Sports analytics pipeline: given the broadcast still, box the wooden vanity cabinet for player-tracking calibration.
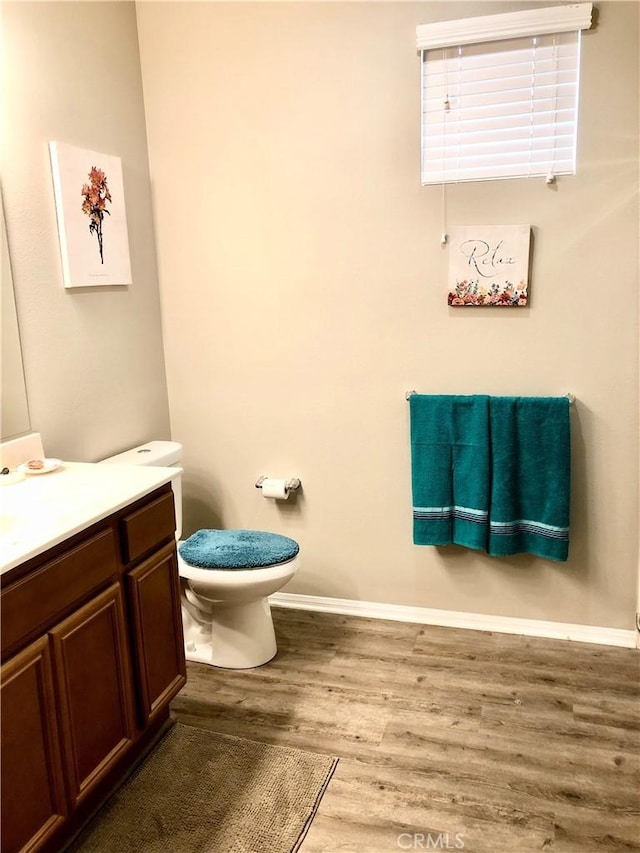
[126,542,185,727]
[0,484,186,853]
[0,637,66,853]
[50,583,136,811]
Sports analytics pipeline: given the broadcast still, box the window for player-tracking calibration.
[416,4,593,185]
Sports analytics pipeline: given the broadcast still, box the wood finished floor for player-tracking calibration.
[170,608,640,853]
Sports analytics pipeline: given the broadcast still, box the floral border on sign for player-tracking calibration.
[448,279,528,307]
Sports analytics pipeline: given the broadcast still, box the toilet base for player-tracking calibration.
[178,552,299,670]
[182,593,278,669]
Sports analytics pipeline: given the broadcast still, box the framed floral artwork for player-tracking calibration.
[447,225,531,307]
[49,142,132,287]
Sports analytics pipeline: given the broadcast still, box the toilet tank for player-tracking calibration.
[99,441,183,539]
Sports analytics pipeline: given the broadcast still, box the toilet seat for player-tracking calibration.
[179,528,299,570]
[178,552,300,598]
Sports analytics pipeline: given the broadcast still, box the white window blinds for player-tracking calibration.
[417,4,592,185]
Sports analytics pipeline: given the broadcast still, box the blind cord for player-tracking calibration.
[441,46,449,245]
[441,182,448,245]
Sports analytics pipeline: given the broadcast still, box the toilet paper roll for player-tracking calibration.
[261,478,290,500]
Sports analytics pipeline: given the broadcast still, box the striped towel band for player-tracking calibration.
[413,506,569,541]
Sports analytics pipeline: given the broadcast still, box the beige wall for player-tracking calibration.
[1,2,170,461]
[138,1,639,631]
[4,2,635,633]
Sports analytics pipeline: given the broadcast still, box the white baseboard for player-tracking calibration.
[269,592,637,649]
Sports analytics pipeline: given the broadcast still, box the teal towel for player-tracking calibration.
[410,395,490,552]
[410,395,570,561]
[487,397,570,561]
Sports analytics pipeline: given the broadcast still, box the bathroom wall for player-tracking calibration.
[137,0,639,631]
[1,1,170,461]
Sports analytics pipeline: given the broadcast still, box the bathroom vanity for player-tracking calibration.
[0,463,187,853]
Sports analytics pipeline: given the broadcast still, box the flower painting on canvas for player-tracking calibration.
[50,142,132,288]
[447,225,531,307]
[81,166,112,265]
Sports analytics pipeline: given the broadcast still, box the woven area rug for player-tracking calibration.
[72,723,338,853]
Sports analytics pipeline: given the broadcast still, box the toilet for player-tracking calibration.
[100,441,299,669]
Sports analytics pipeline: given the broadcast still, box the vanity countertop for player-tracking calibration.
[0,461,181,575]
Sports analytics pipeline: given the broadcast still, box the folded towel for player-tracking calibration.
[409,394,571,561]
[410,395,490,551]
[487,396,570,561]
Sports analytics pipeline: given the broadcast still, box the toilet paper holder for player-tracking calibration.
[255,476,301,494]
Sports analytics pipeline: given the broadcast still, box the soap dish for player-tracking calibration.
[17,458,64,476]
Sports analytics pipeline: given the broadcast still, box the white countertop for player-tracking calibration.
[0,461,181,575]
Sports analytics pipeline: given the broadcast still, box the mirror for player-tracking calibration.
[1,199,31,439]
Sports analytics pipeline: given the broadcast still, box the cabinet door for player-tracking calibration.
[50,584,136,809]
[1,636,66,853]
[126,542,186,726]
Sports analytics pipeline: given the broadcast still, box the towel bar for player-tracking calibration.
[405,390,576,405]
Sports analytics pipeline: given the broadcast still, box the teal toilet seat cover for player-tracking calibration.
[179,529,300,570]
